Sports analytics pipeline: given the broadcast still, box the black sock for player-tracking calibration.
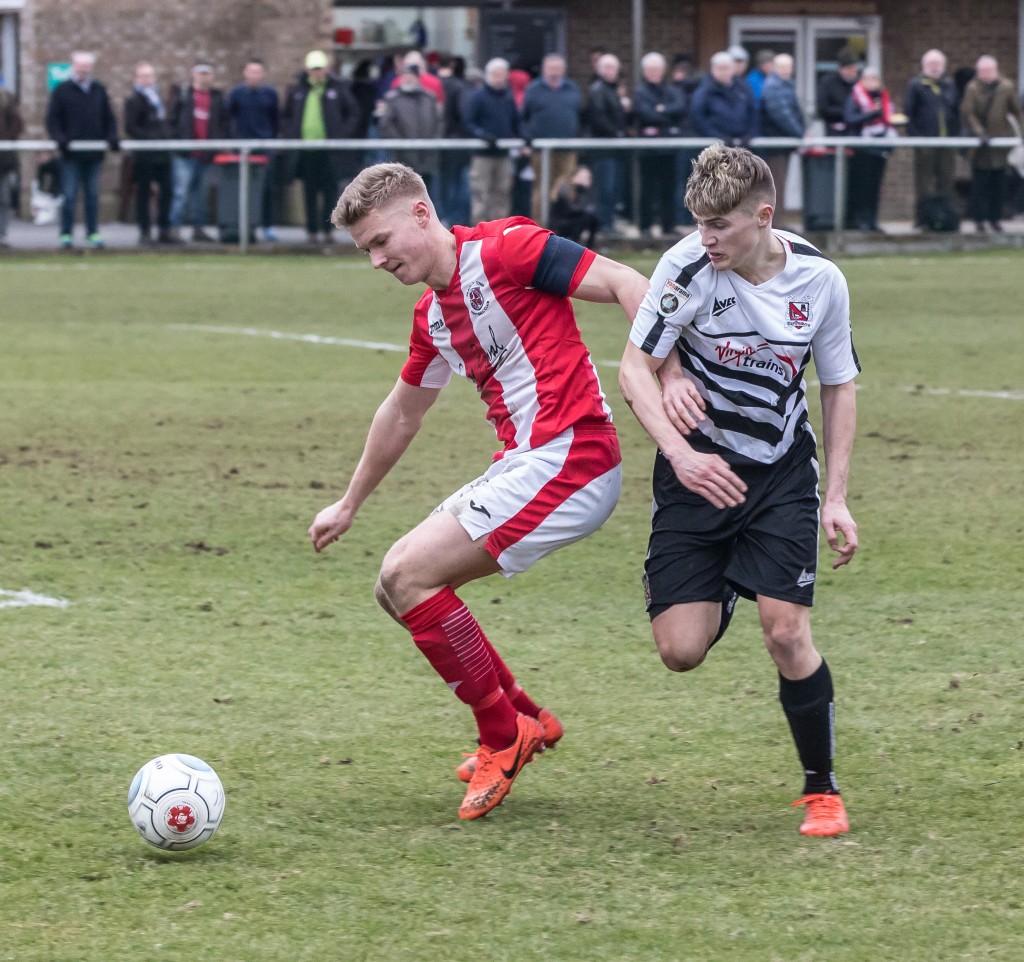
[779,659,839,795]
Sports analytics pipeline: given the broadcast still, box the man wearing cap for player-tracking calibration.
[169,63,228,242]
[281,50,360,243]
[727,45,752,88]
[817,48,860,136]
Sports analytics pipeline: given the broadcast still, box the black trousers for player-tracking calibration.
[639,153,677,233]
[134,158,172,236]
[298,151,338,235]
[847,151,888,229]
[970,167,1006,224]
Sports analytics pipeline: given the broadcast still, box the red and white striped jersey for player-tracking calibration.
[400,218,615,457]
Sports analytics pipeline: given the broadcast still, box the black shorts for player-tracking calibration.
[643,430,821,618]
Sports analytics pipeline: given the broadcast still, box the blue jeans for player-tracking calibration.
[590,154,621,230]
[438,152,470,227]
[59,156,103,236]
[171,156,214,228]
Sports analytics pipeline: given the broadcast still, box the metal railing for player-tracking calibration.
[1,135,1019,251]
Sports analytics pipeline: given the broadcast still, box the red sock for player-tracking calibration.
[401,588,519,750]
[481,636,542,717]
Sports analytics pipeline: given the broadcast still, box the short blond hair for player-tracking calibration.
[684,143,775,218]
[331,162,429,229]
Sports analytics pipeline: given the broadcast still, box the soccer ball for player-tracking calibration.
[127,753,226,851]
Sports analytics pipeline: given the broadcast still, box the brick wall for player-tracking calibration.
[561,0,697,83]
[17,0,332,219]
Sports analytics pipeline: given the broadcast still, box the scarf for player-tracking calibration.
[851,82,891,138]
[137,84,165,120]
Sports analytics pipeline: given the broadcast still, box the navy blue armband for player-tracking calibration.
[530,234,588,296]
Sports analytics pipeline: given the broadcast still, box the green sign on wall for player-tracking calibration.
[47,63,71,90]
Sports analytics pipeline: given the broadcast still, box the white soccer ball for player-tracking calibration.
[127,753,226,851]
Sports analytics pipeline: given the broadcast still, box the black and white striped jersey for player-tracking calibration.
[629,229,861,465]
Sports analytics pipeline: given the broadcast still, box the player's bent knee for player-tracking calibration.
[654,635,708,673]
[377,551,410,605]
[760,614,811,657]
[374,578,398,617]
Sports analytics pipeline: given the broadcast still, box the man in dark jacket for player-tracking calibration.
[124,62,177,245]
[168,63,228,242]
[691,51,759,143]
[586,52,630,231]
[816,48,860,135]
[228,59,280,240]
[903,49,959,227]
[634,51,686,237]
[464,57,520,223]
[437,56,471,226]
[760,53,805,216]
[45,51,119,249]
[521,54,582,223]
[280,51,360,243]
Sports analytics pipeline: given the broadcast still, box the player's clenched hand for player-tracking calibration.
[308,500,355,553]
[822,500,858,569]
[660,377,706,436]
[668,449,747,509]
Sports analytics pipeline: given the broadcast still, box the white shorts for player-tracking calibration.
[433,423,622,577]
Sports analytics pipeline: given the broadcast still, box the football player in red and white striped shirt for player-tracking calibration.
[309,163,696,820]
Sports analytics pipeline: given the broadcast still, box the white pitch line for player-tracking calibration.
[172,322,627,366]
[170,323,406,353]
[171,324,1023,398]
[0,588,70,610]
[903,386,1024,401]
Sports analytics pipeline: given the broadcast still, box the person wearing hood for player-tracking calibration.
[379,63,444,198]
[281,50,360,243]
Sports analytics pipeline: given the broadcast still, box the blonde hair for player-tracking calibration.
[684,143,775,218]
[331,162,429,229]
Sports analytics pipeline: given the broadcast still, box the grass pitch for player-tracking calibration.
[1,250,1022,961]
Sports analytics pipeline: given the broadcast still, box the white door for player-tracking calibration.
[730,15,882,120]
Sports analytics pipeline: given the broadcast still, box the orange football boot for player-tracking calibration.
[457,714,543,820]
[792,793,850,836]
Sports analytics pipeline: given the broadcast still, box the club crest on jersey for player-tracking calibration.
[658,278,690,318]
[465,281,490,316]
[786,300,813,331]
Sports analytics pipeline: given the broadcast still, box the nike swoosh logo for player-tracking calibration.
[501,739,528,780]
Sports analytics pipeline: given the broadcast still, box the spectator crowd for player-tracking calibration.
[0,41,1022,250]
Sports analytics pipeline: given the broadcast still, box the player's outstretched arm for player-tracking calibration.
[308,379,441,553]
[819,380,858,569]
[619,342,746,510]
[571,253,650,322]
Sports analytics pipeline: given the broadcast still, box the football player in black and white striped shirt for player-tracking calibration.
[620,144,860,837]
